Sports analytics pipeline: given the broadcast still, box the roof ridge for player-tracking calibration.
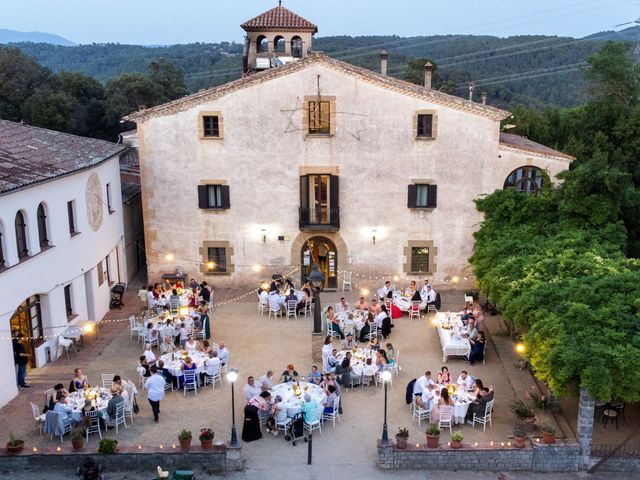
[241,5,318,32]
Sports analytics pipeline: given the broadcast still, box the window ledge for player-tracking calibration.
[204,272,231,276]
[200,207,230,212]
[67,314,79,322]
[2,249,47,273]
[415,136,436,141]
[305,133,334,139]
[408,272,434,275]
[199,136,223,141]
[409,207,435,212]
[70,231,81,238]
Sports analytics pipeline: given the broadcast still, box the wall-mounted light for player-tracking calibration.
[207,261,215,271]
[165,253,175,261]
[261,229,267,243]
[372,229,377,245]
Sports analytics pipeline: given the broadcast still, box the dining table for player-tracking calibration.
[159,350,209,377]
[67,387,112,423]
[270,381,325,418]
[435,312,471,362]
[432,383,475,424]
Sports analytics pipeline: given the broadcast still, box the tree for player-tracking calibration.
[104,73,163,126]
[404,58,439,87]
[148,58,188,101]
[0,47,50,121]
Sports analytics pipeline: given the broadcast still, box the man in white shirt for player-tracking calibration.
[424,285,437,305]
[336,297,349,313]
[217,342,229,366]
[147,288,158,309]
[420,279,431,299]
[413,370,434,395]
[243,376,261,403]
[144,366,166,422]
[259,289,269,306]
[456,370,474,391]
[268,290,284,313]
[419,383,436,411]
[325,349,338,374]
[200,352,221,385]
[257,370,274,390]
[378,281,392,300]
[142,344,157,365]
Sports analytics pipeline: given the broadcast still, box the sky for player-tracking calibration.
[2,0,638,45]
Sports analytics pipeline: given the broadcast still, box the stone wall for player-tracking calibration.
[590,456,640,473]
[0,445,243,474]
[378,440,580,472]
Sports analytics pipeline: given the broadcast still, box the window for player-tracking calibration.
[207,247,227,273]
[10,295,43,362]
[291,36,303,58]
[299,174,340,228]
[274,36,285,52]
[37,203,49,248]
[105,255,112,284]
[504,166,544,195]
[106,183,114,213]
[411,247,430,273]
[197,184,230,209]
[67,200,77,235]
[202,115,220,138]
[97,260,104,286]
[0,227,5,269]
[257,35,268,53]
[64,284,74,319]
[407,184,437,208]
[15,211,28,259]
[308,101,331,134]
[417,114,433,138]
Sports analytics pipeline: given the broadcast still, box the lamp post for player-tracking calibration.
[380,370,392,444]
[308,265,325,335]
[226,369,239,447]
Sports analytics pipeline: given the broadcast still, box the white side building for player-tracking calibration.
[0,120,127,408]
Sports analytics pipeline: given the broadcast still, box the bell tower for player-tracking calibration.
[241,2,318,74]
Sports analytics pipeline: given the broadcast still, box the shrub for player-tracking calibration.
[510,399,535,419]
[199,428,214,441]
[178,429,192,441]
[425,424,441,436]
[98,438,118,454]
[451,431,464,442]
[396,428,409,438]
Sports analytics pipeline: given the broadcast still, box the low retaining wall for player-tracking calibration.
[589,456,640,473]
[0,444,243,474]
[377,440,580,472]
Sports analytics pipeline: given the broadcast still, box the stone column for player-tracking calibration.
[576,387,595,468]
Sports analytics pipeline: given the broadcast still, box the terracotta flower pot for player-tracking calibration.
[514,435,527,449]
[517,417,536,432]
[426,434,440,449]
[543,432,556,444]
[6,441,24,454]
[200,439,213,450]
[178,438,192,451]
[451,440,462,449]
[395,436,408,449]
[72,439,84,451]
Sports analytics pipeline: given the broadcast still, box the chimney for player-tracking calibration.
[380,50,388,76]
[424,61,433,90]
[468,83,475,102]
[481,92,487,105]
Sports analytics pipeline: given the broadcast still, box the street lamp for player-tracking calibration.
[226,369,239,447]
[380,369,392,444]
[308,264,325,334]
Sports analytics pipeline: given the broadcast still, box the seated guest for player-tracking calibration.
[413,371,434,396]
[107,386,125,420]
[378,280,392,300]
[341,333,355,350]
[308,365,322,385]
[280,364,299,383]
[243,376,261,403]
[54,392,74,428]
[301,393,317,421]
[466,386,495,424]
[431,387,455,424]
[258,288,269,306]
[336,297,350,313]
[146,285,158,309]
[323,384,338,414]
[200,352,221,386]
[386,292,403,320]
[337,352,360,386]
[354,297,369,311]
[160,336,175,354]
[363,358,376,381]
[463,318,479,341]
[424,285,437,307]
[142,344,157,364]
[359,313,374,343]
[47,383,68,411]
[376,350,389,372]
[369,337,381,351]
[218,342,229,366]
[456,370,474,391]
[285,289,297,304]
[410,289,422,306]
[272,395,288,430]
[437,366,451,384]
[81,398,96,428]
[325,306,345,340]
[200,339,214,355]
[257,370,274,390]
[370,298,382,316]
[139,356,151,377]
[416,383,436,410]
[268,289,285,312]
[146,322,160,340]
[472,378,486,397]
[325,349,338,374]
[157,293,169,310]
[69,368,90,392]
[320,374,341,396]
[296,289,312,314]
[420,279,431,299]
[468,332,486,365]
[179,356,198,388]
[169,288,181,309]
[386,343,396,365]
[185,335,198,352]
[189,278,199,290]
[113,375,138,404]
[405,280,418,295]
[200,282,211,303]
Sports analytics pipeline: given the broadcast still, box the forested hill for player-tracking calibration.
[8,26,638,109]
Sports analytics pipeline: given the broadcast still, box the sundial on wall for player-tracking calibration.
[85,172,103,231]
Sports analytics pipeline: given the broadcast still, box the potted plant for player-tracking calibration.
[395,428,409,449]
[510,399,536,431]
[178,429,192,451]
[199,428,214,450]
[450,431,464,449]
[6,432,24,454]
[71,426,85,451]
[513,430,527,449]
[425,424,441,449]
[97,438,118,455]
[541,423,556,444]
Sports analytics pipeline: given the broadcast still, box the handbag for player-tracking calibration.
[133,398,140,414]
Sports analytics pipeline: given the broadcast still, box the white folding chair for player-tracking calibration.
[194,318,206,341]
[322,396,341,428]
[129,316,143,341]
[44,411,71,443]
[31,402,45,435]
[376,367,393,388]
[427,304,438,314]
[304,299,313,318]
[268,304,282,319]
[102,374,115,389]
[464,294,474,304]
[303,408,322,435]
[258,301,267,316]
[275,415,292,434]
[123,388,135,424]
[389,349,400,379]
[366,324,378,342]
[286,300,298,320]
[85,409,103,441]
[342,271,352,291]
[106,402,127,434]
[473,399,494,431]
[438,405,454,435]
[203,370,223,389]
[327,319,341,339]
[409,301,421,320]
[183,370,198,397]
[164,380,174,394]
[412,403,431,427]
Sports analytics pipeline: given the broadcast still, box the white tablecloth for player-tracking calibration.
[433,383,474,424]
[392,292,426,312]
[336,349,375,377]
[270,382,324,418]
[336,311,366,334]
[68,388,111,422]
[435,313,471,362]
[159,351,208,377]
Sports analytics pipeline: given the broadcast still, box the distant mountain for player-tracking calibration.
[0,28,75,46]
[583,25,639,42]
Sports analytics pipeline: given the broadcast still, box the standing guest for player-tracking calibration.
[12,334,30,388]
[242,392,267,442]
[144,366,166,422]
[138,356,151,377]
[146,285,158,309]
[336,297,350,313]
[321,335,333,369]
[54,393,74,428]
[218,342,229,366]
[69,368,90,392]
[468,332,486,365]
[378,281,392,300]
[243,376,261,403]
[174,322,189,348]
[370,298,382,316]
[431,387,455,424]
[354,297,369,311]
[280,364,299,383]
[257,370,274,389]
[308,365,322,384]
[437,366,451,384]
[156,360,177,389]
[325,306,345,339]
[379,305,392,339]
[107,386,125,420]
[142,344,157,365]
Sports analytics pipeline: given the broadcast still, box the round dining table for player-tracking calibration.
[270,381,325,418]
[67,387,112,423]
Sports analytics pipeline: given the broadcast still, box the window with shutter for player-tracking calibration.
[203,115,220,137]
[207,247,227,273]
[198,184,230,209]
[411,247,430,273]
[408,184,437,209]
[417,114,433,138]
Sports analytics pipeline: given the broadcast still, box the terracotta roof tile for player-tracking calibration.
[499,132,574,161]
[241,6,318,32]
[125,53,510,123]
[0,120,126,195]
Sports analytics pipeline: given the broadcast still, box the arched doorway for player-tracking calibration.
[301,236,337,289]
[10,295,43,368]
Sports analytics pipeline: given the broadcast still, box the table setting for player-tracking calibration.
[67,387,112,423]
[435,312,471,362]
[393,291,427,312]
[335,348,375,377]
[270,381,325,418]
[159,350,208,377]
[433,382,475,424]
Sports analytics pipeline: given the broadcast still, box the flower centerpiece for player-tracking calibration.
[395,428,409,449]
[199,428,214,450]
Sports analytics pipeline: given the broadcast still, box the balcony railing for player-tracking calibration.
[299,207,340,231]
